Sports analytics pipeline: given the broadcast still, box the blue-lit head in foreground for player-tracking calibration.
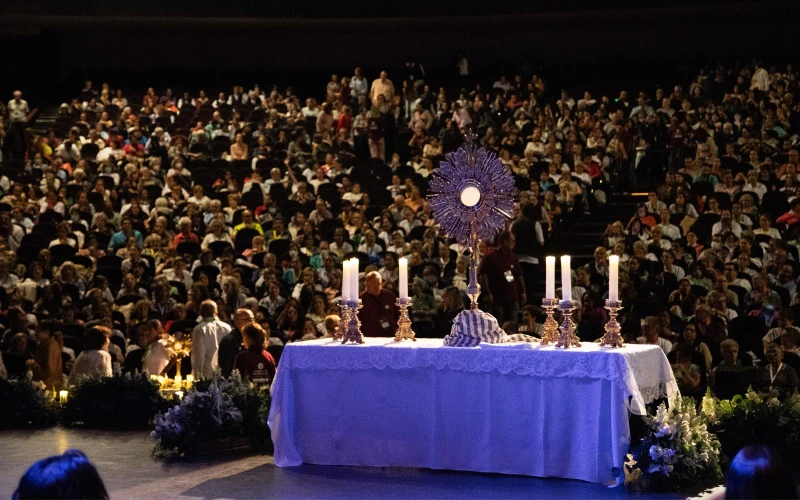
[428,140,517,245]
[724,445,796,500]
[14,449,108,500]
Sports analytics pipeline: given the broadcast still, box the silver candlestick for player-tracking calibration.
[335,297,349,341]
[342,300,364,344]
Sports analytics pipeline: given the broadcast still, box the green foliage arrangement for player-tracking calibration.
[60,373,171,429]
[701,388,800,464]
[0,377,59,428]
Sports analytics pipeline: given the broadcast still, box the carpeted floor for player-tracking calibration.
[0,428,715,499]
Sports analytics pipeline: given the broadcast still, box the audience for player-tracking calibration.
[0,60,798,401]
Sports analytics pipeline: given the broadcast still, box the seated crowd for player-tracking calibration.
[0,61,798,402]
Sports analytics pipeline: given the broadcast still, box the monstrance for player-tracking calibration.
[428,132,517,310]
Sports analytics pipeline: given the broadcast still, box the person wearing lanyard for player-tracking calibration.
[761,344,800,399]
[358,271,399,337]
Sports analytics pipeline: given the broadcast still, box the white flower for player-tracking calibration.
[699,452,709,462]
[768,398,780,407]
[746,390,763,403]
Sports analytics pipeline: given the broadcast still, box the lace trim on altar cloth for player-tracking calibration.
[278,341,679,415]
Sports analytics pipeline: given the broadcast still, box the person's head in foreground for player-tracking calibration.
[14,450,108,499]
[725,445,797,499]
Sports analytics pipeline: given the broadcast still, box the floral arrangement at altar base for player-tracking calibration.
[0,376,59,429]
[625,397,722,491]
[61,373,171,429]
[701,387,800,464]
[151,372,271,459]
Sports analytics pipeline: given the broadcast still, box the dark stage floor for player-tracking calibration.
[0,429,718,499]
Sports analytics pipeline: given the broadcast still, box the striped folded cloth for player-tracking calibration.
[443,309,539,347]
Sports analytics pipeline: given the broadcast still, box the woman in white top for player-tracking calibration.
[68,326,113,386]
[753,215,782,240]
[201,221,234,250]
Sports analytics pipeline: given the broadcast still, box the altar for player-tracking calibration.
[268,338,678,484]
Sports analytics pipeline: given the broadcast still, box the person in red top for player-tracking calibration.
[776,198,800,227]
[233,323,276,388]
[337,105,353,136]
[358,271,399,337]
[479,231,526,323]
[171,217,199,249]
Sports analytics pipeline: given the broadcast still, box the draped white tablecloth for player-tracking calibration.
[268,338,678,483]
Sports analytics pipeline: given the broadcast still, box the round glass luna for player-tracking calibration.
[460,185,481,207]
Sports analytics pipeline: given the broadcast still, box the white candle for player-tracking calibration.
[545,256,556,299]
[350,258,360,301]
[609,255,619,302]
[342,260,351,301]
[561,256,572,302]
[399,257,409,299]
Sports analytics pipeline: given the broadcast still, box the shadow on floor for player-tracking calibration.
[181,462,686,500]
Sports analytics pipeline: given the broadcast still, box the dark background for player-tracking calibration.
[1,0,798,104]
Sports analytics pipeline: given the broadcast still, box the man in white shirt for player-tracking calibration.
[7,90,29,123]
[350,67,369,107]
[191,300,232,379]
[711,210,743,238]
[369,71,395,106]
[142,320,170,377]
[661,250,685,280]
[658,209,681,241]
[637,316,673,355]
[301,98,320,118]
[576,91,597,110]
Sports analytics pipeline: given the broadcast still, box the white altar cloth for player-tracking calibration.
[268,338,678,483]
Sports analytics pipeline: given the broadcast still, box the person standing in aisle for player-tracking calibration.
[191,300,232,379]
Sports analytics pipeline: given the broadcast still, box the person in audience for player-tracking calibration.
[671,344,701,395]
[637,316,672,354]
[758,344,800,399]
[218,308,254,378]
[233,323,276,388]
[13,450,108,500]
[67,326,113,386]
[142,320,170,377]
[358,271,399,337]
[709,338,749,397]
[27,321,63,391]
[3,62,800,425]
[2,333,31,378]
[479,231,526,323]
[191,300,232,379]
[671,324,712,376]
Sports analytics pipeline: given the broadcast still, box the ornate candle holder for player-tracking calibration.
[540,297,559,345]
[335,298,349,341]
[556,300,581,349]
[342,300,364,344]
[394,298,416,342]
[600,299,625,348]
